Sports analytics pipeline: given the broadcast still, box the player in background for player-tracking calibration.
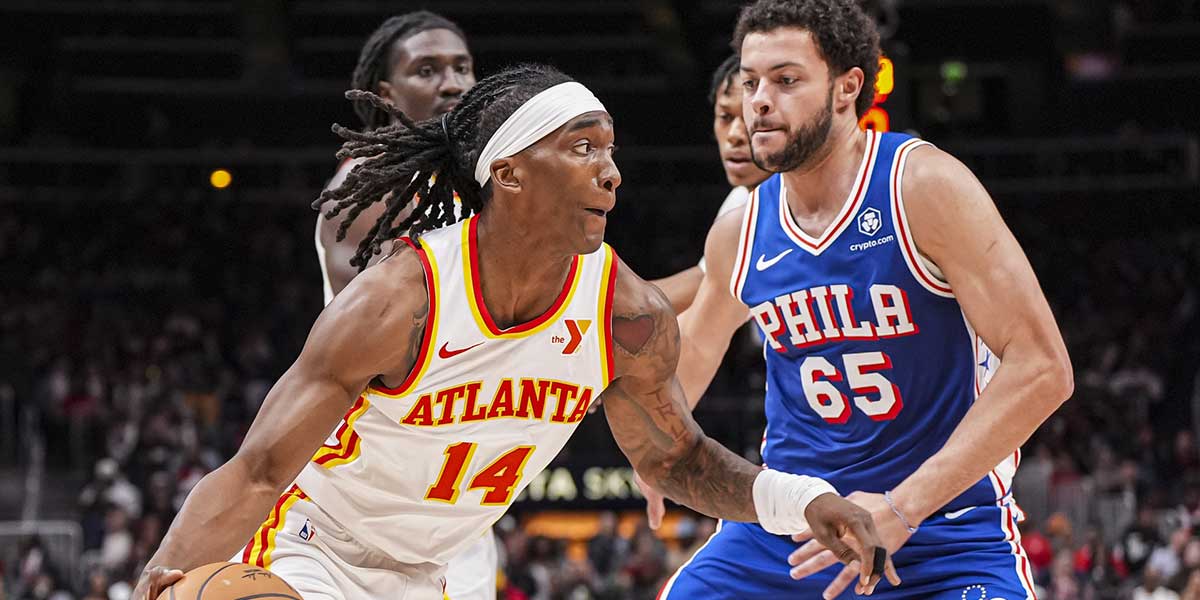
[651,55,771,315]
[639,54,769,528]
[316,11,475,302]
[133,64,896,600]
[311,12,499,600]
[656,0,1074,598]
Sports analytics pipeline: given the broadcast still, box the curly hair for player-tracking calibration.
[733,0,880,117]
[315,64,573,270]
[350,11,469,130]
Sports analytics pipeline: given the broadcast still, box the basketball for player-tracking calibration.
[155,562,301,600]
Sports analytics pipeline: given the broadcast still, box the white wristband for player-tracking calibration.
[752,469,839,535]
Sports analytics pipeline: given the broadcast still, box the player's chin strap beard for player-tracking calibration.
[472,81,606,187]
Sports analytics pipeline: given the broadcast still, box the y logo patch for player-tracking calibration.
[562,319,592,355]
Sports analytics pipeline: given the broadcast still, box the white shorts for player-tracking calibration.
[444,528,497,600]
[235,485,446,600]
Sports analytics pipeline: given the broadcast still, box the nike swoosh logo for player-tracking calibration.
[755,249,793,271]
[944,506,977,520]
[438,341,484,359]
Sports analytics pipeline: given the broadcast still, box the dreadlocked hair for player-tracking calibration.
[350,11,469,129]
[314,63,574,271]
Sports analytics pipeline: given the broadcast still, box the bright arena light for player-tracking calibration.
[210,169,232,189]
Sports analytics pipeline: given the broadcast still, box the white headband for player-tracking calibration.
[473,81,607,186]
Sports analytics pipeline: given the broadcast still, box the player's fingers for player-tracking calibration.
[787,539,826,566]
[790,528,813,543]
[647,494,665,530]
[855,551,884,596]
[822,562,859,600]
[885,558,902,586]
[817,528,860,567]
[147,568,184,599]
[634,472,665,530]
[790,548,839,579]
[845,512,883,582]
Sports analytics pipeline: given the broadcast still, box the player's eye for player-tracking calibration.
[418,65,435,77]
[780,76,797,85]
[573,141,592,155]
[743,79,757,91]
[456,64,471,75]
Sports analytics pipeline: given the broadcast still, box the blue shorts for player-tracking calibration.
[660,501,1037,600]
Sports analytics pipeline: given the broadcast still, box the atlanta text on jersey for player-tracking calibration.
[398,378,596,427]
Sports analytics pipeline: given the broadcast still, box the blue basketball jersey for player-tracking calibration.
[729,130,1016,511]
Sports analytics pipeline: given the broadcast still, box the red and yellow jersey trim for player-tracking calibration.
[312,394,370,468]
[370,236,441,398]
[462,216,582,339]
[241,484,308,569]
[597,245,618,387]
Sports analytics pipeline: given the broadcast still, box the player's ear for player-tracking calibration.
[490,158,522,194]
[836,67,864,114]
[377,80,397,105]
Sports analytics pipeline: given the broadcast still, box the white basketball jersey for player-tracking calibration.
[295,216,618,565]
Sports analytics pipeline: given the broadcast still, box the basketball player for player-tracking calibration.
[652,55,771,314]
[316,11,475,298]
[132,64,896,600]
[639,55,769,527]
[657,1,1074,598]
[311,13,499,600]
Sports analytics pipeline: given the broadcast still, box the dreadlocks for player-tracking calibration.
[350,11,469,130]
[708,54,741,105]
[314,64,574,271]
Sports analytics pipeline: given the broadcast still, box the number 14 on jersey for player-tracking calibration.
[425,442,536,506]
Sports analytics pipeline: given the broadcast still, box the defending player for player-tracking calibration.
[651,55,771,314]
[310,12,500,599]
[657,1,1074,598]
[132,64,896,600]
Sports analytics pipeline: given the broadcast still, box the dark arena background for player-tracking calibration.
[2,1,1199,599]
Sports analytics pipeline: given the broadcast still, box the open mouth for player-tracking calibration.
[584,208,607,217]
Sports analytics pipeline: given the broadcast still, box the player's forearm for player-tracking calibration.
[644,433,760,522]
[651,266,703,315]
[676,318,731,409]
[145,458,287,572]
[892,352,1072,522]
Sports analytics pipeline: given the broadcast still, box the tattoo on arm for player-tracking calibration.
[613,313,656,355]
[605,275,760,522]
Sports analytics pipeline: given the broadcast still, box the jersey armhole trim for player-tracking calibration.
[728,187,760,304]
[369,236,440,397]
[312,394,371,469]
[597,244,618,388]
[890,140,955,298]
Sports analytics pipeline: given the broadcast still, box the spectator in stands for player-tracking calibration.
[1127,506,1167,577]
[586,511,624,579]
[1138,567,1182,600]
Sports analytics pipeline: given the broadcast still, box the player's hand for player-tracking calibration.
[634,471,666,529]
[791,491,907,599]
[132,565,184,600]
